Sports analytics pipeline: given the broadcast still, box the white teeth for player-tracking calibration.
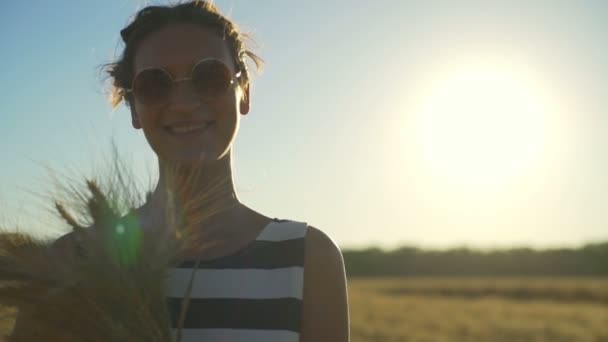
[168,123,208,134]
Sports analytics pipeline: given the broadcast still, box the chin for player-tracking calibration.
[163,149,231,168]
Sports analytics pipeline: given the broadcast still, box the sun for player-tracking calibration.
[411,63,552,193]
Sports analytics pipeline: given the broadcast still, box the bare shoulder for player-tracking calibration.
[304,226,344,269]
[51,231,81,261]
[301,225,350,342]
[52,231,76,247]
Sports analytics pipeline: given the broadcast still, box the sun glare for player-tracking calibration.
[412,63,554,193]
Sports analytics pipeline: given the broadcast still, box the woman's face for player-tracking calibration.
[130,23,249,164]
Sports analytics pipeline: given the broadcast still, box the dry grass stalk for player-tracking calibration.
[0,156,234,341]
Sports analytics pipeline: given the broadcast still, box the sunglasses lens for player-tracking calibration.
[192,59,233,99]
[132,69,172,105]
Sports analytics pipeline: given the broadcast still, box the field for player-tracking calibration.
[1,277,607,341]
[0,306,15,341]
[349,277,608,342]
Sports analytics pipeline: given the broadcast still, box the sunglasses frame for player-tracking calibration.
[126,57,242,105]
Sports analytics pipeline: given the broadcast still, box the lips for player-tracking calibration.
[164,121,214,135]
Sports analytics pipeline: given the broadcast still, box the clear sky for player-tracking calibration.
[1,0,607,249]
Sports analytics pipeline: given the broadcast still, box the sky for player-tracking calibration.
[1,0,607,249]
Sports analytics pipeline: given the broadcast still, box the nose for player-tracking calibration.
[166,79,202,112]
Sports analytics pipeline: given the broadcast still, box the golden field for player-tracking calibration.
[348,277,608,342]
[1,277,607,341]
[0,306,15,341]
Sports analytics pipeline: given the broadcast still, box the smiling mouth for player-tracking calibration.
[165,122,214,135]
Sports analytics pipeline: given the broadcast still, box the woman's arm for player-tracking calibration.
[300,226,350,342]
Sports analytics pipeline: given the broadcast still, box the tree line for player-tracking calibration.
[342,241,608,277]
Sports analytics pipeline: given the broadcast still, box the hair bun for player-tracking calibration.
[120,6,166,43]
[120,26,132,43]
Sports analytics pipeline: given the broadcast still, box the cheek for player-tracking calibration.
[213,97,240,143]
[134,105,159,127]
[215,91,240,121]
[215,104,238,134]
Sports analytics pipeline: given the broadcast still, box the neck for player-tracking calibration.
[143,151,243,227]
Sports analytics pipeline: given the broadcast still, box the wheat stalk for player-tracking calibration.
[0,156,234,341]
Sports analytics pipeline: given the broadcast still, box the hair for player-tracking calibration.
[104,0,263,108]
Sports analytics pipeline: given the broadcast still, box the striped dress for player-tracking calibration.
[166,219,308,342]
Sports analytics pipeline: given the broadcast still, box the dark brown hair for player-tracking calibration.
[105,0,263,108]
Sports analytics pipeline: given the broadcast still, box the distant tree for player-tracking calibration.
[342,242,608,277]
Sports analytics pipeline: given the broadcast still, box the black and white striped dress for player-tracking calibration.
[166,219,308,342]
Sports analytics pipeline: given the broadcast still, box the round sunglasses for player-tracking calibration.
[126,58,242,106]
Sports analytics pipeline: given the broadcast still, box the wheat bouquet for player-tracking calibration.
[0,161,233,341]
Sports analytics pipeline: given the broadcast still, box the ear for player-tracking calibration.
[130,106,142,129]
[239,84,250,115]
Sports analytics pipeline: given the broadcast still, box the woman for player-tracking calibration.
[11,1,349,341]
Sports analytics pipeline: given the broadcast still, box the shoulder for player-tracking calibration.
[301,225,350,342]
[50,209,142,259]
[51,231,83,261]
[304,226,344,269]
[52,231,77,251]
